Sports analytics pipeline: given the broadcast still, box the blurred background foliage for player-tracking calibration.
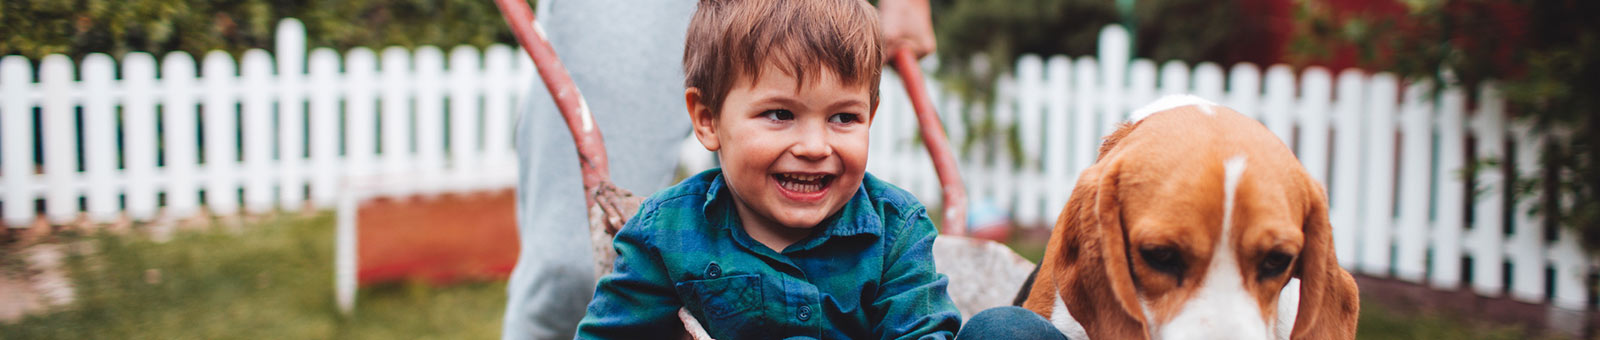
[1289,0,1600,251]
[0,0,529,61]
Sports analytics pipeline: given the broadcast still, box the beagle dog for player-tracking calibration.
[1018,95,1360,340]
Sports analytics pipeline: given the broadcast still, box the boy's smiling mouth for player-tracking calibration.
[773,173,836,201]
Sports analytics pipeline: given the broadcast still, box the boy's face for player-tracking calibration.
[687,63,874,237]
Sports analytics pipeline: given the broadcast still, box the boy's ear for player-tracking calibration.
[685,87,721,152]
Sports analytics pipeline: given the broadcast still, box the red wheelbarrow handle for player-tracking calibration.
[890,49,968,236]
[492,0,612,208]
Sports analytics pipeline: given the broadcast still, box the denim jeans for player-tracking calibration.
[955,306,1072,340]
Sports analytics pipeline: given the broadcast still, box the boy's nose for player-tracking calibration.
[789,125,831,160]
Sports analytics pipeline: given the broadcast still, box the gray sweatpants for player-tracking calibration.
[502,1,695,339]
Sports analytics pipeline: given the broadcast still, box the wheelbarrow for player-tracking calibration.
[491,0,1036,336]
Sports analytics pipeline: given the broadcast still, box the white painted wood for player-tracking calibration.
[381,46,413,195]
[162,52,202,218]
[1044,56,1073,215]
[241,50,277,213]
[1192,62,1225,103]
[308,48,341,207]
[124,53,160,220]
[1394,81,1434,282]
[1469,82,1507,296]
[1508,124,1545,302]
[1158,60,1190,97]
[1329,69,1365,267]
[415,46,446,194]
[344,48,378,181]
[1298,67,1332,186]
[1227,63,1262,120]
[1015,55,1045,226]
[83,54,120,221]
[202,51,240,215]
[450,46,483,191]
[1359,73,1398,275]
[40,55,77,223]
[1429,87,1468,289]
[1071,58,1099,178]
[1098,26,1129,137]
[1,56,34,226]
[1126,60,1158,121]
[1262,65,1295,146]
[483,45,515,170]
[278,19,307,209]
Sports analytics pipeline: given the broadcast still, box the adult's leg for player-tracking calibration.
[501,1,695,339]
[955,306,1071,340]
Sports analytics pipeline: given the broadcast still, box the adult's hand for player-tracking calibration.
[879,0,936,60]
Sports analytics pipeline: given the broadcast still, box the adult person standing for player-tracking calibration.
[503,0,937,338]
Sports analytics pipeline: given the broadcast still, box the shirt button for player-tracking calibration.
[797,305,811,321]
[705,263,721,279]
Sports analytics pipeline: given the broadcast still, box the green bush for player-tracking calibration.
[0,0,533,60]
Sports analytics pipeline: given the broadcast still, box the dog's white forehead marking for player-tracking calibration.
[1050,292,1090,340]
[1150,155,1274,340]
[1130,94,1218,121]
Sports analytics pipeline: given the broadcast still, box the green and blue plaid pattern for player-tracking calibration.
[576,169,961,339]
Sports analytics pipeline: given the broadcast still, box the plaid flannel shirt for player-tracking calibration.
[576,169,961,339]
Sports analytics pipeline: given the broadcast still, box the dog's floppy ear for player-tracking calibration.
[1022,158,1150,339]
[1291,181,1360,340]
[1092,160,1148,327]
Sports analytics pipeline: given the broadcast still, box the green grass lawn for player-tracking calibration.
[0,214,1552,339]
[0,214,505,340]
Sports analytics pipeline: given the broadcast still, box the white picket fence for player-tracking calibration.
[0,19,531,228]
[3,18,1595,313]
[866,26,1598,311]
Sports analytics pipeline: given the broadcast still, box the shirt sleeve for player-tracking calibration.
[869,208,963,340]
[575,205,683,339]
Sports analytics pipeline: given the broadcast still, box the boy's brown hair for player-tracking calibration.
[683,0,884,116]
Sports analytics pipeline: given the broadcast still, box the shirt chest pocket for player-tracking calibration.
[674,274,764,323]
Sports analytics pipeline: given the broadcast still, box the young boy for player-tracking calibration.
[574,0,962,338]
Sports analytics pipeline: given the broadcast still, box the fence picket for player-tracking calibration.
[1227,64,1262,120]
[1126,60,1157,120]
[1071,58,1099,177]
[1158,60,1190,97]
[1359,73,1399,275]
[381,47,413,195]
[1262,65,1295,146]
[483,45,515,170]
[1469,83,1507,295]
[345,48,378,181]
[1299,67,1332,186]
[449,46,482,190]
[1098,26,1129,137]
[415,47,446,194]
[1430,87,1468,289]
[124,53,159,220]
[1,56,33,226]
[1192,62,1225,102]
[1044,56,1073,214]
[41,55,77,223]
[84,54,119,221]
[1015,55,1045,226]
[1395,81,1434,282]
[202,51,239,215]
[308,49,341,207]
[1330,70,1366,266]
[162,52,201,218]
[1508,124,1546,302]
[278,20,307,209]
[241,50,276,213]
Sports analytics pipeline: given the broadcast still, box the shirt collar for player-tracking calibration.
[702,171,883,243]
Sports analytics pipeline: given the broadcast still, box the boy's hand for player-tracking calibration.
[879,0,936,60]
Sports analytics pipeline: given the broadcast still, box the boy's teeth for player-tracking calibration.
[776,174,830,193]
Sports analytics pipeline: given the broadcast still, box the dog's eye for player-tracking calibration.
[1139,246,1186,279]
[1259,251,1294,278]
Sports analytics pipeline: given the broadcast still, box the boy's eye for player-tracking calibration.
[762,109,794,121]
[828,113,861,124]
